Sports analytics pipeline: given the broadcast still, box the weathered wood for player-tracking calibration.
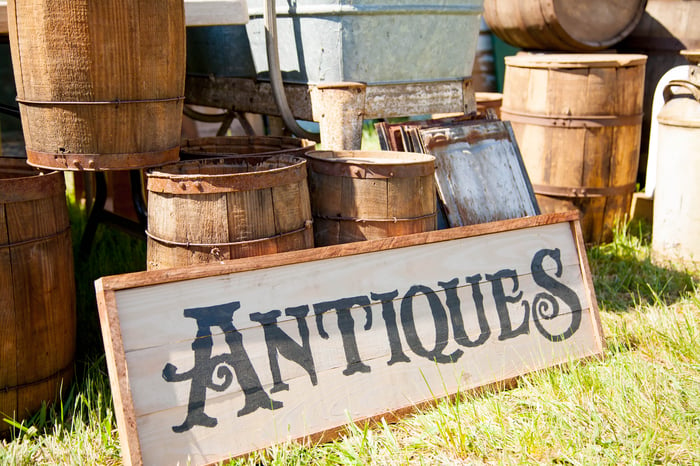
[7,0,185,170]
[502,54,647,244]
[146,156,314,270]
[0,159,75,435]
[185,76,477,150]
[183,0,248,26]
[483,0,647,51]
[96,212,603,466]
[421,120,540,226]
[305,150,437,246]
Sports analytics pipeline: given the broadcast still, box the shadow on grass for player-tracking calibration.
[69,199,147,362]
[587,220,698,313]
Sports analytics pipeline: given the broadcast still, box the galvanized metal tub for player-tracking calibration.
[188,1,484,84]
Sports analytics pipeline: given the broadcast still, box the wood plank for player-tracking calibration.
[96,213,603,466]
[422,120,539,227]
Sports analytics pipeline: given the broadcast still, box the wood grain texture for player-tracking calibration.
[7,0,185,170]
[502,54,646,243]
[0,164,75,434]
[305,151,437,246]
[483,0,647,51]
[96,214,603,466]
[146,157,314,270]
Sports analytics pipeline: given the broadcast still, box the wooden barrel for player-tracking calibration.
[7,0,186,171]
[0,158,75,434]
[501,54,647,244]
[146,156,314,270]
[483,0,647,51]
[180,136,315,160]
[305,150,436,246]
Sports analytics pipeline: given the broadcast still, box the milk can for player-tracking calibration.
[651,66,700,264]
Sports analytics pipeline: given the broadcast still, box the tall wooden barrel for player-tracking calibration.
[483,0,647,51]
[305,150,437,246]
[0,158,75,434]
[146,156,314,270]
[180,136,315,160]
[501,54,647,244]
[7,0,186,171]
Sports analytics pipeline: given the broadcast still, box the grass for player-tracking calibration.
[1,196,699,464]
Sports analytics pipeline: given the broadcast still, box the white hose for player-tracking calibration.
[264,0,320,142]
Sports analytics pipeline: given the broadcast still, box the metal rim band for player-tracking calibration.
[532,183,636,199]
[26,147,180,171]
[500,109,643,128]
[314,212,437,223]
[0,362,73,393]
[16,96,185,106]
[146,220,313,248]
[147,159,308,194]
[0,226,71,249]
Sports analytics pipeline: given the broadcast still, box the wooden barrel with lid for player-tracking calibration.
[0,158,75,435]
[484,0,647,51]
[146,155,314,270]
[7,0,185,171]
[501,54,647,243]
[305,150,437,246]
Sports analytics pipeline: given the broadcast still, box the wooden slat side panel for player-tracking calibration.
[97,218,603,466]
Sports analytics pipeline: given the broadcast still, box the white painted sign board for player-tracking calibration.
[96,212,604,466]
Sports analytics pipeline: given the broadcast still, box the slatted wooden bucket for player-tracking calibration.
[146,156,314,270]
[7,0,186,171]
[180,136,315,160]
[483,0,647,51]
[0,158,75,435]
[502,54,647,244]
[305,150,437,246]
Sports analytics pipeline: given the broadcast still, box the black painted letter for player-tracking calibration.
[249,305,318,393]
[486,269,529,341]
[371,290,411,365]
[439,275,492,348]
[162,302,282,433]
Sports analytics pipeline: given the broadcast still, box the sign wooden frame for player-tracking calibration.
[96,212,604,466]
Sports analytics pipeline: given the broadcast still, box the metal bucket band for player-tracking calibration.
[0,226,71,249]
[0,362,73,393]
[26,147,180,171]
[532,183,636,199]
[314,212,437,223]
[500,109,643,128]
[145,220,313,248]
[16,96,185,106]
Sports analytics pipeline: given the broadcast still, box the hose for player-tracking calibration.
[264,0,320,142]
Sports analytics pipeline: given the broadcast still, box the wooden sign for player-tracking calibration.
[96,212,604,466]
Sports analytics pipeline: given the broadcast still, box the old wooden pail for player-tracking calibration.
[305,150,436,246]
[180,136,315,160]
[501,54,647,244]
[146,156,314,270]
[483,0,647,51]
[0,158,75,435]
[7,0,186,171]
[652,79,700,263]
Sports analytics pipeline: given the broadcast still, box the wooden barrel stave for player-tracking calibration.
[0,160,75,434]
[502,54,646,243]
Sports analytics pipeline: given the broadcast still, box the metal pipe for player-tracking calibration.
[264,0,320,142]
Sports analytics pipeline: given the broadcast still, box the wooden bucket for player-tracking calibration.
[483,0,647,51]
[7,0,186,171]
[0,158,75,434]
[146,156,314,270]
[501,54,647,244]
[305,150,437,246]
[180,136,315,160]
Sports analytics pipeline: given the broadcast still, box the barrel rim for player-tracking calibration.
[0,158,65,202]
[180,135,316,159]
[305,150,435,179]
[504,53,648,69]
[146,155,308,194]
